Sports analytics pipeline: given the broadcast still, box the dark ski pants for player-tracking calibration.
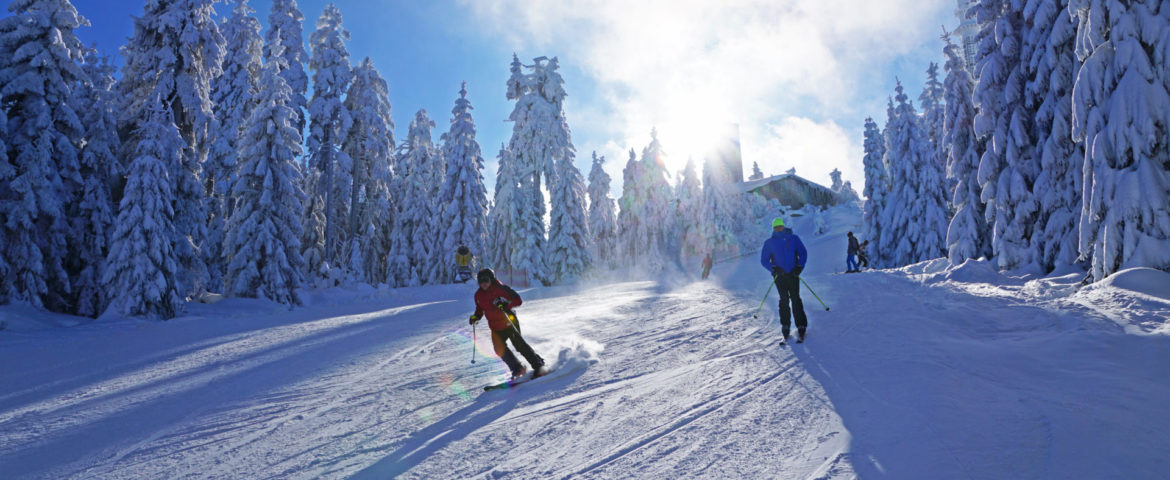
[492,321,544,375]
[775,274,808,336]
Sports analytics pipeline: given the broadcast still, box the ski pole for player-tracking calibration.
[471,322,478,364]
[798,276,830,311]
[752,275,781,319]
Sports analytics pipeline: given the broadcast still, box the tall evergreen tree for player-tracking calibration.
[0,104,8,304]
[587,152,619,268]
[307,2,353,273]
[1025,0,1083,273]
[919,62,947,175]
[547,153,591,283]
[942,40,991,265]
[103,98,183,319]
[884,80,948,266]
[0,0,88,310]
[505,55,574,284]
[677,157,706,258]
[393,109,442,286]
[973,0,1041,272]
[343,58,395,284]
[1070,0,1170,280]
[71,51,122,317]
[486,144,520,273]
[638,129,674,268]
[224,54,305,306]
[439,82,489,283]
[618,149,643,261]
[861,116,889,266]
[207,0,263,291]
[699,153,741,255]
[265,0,308,135]
[117,0,224,296]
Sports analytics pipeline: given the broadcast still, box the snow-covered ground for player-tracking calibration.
[3,207,1169,479]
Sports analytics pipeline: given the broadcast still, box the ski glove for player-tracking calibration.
[771,266,783,278]
[792,266,803,277]
[469,314,480,325]
[493,299,510,310]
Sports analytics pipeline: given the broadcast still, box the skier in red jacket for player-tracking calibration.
[469,269,546,379]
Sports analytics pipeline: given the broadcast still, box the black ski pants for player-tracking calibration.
[775,274,808,334]
[492,320,544,375]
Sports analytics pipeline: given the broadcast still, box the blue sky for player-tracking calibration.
[63,0,957,193]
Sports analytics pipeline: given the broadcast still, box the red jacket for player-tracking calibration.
[473,280,523,331]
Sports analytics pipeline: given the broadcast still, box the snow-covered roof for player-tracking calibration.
[738,172,834,196]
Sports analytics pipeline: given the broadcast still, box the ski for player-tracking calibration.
[483,366,549,391]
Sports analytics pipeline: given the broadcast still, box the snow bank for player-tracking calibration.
[1096,268,1170,302]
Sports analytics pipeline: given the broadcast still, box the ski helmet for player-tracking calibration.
[457,245,469,255]
[476,268,495,284]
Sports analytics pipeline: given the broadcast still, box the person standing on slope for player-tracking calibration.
[701,252,714,279]
[469,268,546,379]
[846,232,860,273]
[760,217,809,343]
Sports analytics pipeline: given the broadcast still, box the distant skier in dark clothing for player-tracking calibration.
[846,232,860,273]
[857,240,870,269]
[701,253,713,279]
[469,268,545,379]
[760,217,809,343]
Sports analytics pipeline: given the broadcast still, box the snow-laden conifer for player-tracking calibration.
[224,53,305,306]
[1070,1,1170,280]
[587,152,619,268]
[0,106,8,304]
[637,129,675,269]
[486,145,520,273]
[942,40,990,265]
[0,0,88,310]
[343,58,395,284]
[307,3,353,274]
[972,0,1041,272]
[677,157,706,258]
[70,51,122,317]
[699,154,742,255]
[547,152,591,283]
[206,0,263,291]
[439,82,489,283]
[393,110,442,286]
[117,0,223,296]
[883,80,948,266]
[1024,0,1083,273]
[265,0,309,134]
[749,162,765,181]
[861,116,888,266]
[103,99,183,319]
[919,62,947,176]
[618,149,644,261]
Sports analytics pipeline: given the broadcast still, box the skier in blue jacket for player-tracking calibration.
[760,217,809,342]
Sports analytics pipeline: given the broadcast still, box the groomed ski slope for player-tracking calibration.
[2,207,1169,479]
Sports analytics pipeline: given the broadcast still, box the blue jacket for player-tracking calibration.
[761,229,808,274]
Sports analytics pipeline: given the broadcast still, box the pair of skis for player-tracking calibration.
[483,366,550,391]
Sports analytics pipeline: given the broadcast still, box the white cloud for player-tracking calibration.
[461,0,949,188]
[750,117,863,187]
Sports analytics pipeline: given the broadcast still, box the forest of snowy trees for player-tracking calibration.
[0,0,754,320]
[863,0,1170,281]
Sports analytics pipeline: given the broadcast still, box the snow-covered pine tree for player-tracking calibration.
[70,51,122,317]
[307,3,353,275]
[942,39,991,265]
[883,80,948,266]
[439,82,489,283]
[206,0,263,291]
[0,104,8,304]
[505,55,575,285]
[638,129,675,269]
[343,58,395,285]
[394,109,442,286]
[117,0,224,297]
[862,116,889,266]
[749,161,764,181]
[972,0,1041,272]
[830,168,844,192]
[919,62,947,178]
[1025,0,1082,273]
[265,0,309,135]
[103,98,183,319]
[618,149,644,262]
[699,153,741,255]
[486,144,520,274]
[677,157,706,258]
[1070,0,1170,280]
[547,150,591,283]
[587,152,619,269]
[0,0,88,310]
[224,52,306,306]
